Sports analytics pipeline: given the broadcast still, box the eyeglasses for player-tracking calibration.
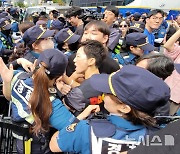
[119,25,128,28]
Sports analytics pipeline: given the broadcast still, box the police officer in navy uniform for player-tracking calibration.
[0,17,14,59]
[0,49,100,154]
[112,32,155,66]
[50,65,170,154]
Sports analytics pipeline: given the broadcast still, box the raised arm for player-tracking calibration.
[164,21,180,52]
[0,58,14,100]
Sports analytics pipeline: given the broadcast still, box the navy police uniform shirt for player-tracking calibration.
[11,70,76,130]
[57,115,150,154]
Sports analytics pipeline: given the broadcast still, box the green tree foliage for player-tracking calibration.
[52,0,65,5]
[15,2,25,8]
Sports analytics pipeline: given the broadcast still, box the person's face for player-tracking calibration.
[176,16,180,26]
[81,25,108,44]
[67,16,78,27]
[130,46,144,56]
[104,94,131,114]
[119,21,129,34]
[136,59,148,68]
[103,10,116,26]
[73,46,89,74]
[33,37,54,52]
[49,12,54,20]
[146,13,163,30]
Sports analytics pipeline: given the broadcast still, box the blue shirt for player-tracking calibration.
[144,28,155,54]
[57,115,148,154]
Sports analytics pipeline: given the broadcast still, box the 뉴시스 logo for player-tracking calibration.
[125,134,174,146]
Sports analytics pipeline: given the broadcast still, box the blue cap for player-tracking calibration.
[23,25,55,45]
[125,32,155,51]
[0,12,12,19]
[133,12,141,19]
[129,21,145,33]
[51,20,64,31]
[90,65,170,114]
[37,49,68,77]
[0,18,11,30]
[55,28,81,44]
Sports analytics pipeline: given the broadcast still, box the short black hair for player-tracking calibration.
[65,6,83,18]
[105,6,119,17]
[80,40,107,68]
[147,9,164,18]
[49,10,59,18]
[137,53,174,80]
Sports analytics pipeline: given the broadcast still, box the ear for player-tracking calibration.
[118,104,131,114]
[88,57,96,66]
[32,42,38,50]
[102,35,109,44]
[145,18,149,23]
[129,45,135,51]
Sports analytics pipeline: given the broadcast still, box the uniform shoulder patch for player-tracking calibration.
[66,123,78,132]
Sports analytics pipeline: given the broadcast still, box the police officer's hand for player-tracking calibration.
[70,71,85,83]
[17,58,34,72]
[77,105,100,120]
[56,79,71,95]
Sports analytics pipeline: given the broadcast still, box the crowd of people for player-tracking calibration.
[0,5,180,154]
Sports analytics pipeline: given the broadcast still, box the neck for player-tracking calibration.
[122,31,126,38]
[145,25,153,33]
[77,19,83,27]
[85,66,99,79]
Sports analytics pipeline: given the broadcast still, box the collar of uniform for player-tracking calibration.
[31,50,40,59]
[107,115,144,131]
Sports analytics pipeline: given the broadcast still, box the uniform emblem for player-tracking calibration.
[66,123,78,132]
[48,87,57,93]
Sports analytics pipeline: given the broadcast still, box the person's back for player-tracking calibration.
[50,65,170,154]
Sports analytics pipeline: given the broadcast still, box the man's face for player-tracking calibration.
[67,16,78,27]
[49,12,54,20]
[81,25,108,44]
[146,13,163,30]
[103,10,116,26]
[176,15,180,26]
[73,46,88,74]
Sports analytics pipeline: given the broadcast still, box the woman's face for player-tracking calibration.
[130,46,144,56]
[104,94,131,115]
[104,94,122,113]
[74,46,88,74]
[33,37,54,52]
[119,21,129,34]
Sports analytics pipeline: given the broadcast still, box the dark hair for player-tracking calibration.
[84,20,110,36]
[30,63,54,135]
[57,41,79,52]
[68,41,79,51]
[105,6,119,17]
[147,9,164,18]
[8,43,27,62]
[137,53,174,80]
[38,12,48,21]
[166,25,180,42]
[18,21,34,33]
[79,40,107,68]
[49,10,59,19]
[110,95,156,127]
[65,6,83,18]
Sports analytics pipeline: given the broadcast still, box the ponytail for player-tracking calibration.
[30,65,52,136]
